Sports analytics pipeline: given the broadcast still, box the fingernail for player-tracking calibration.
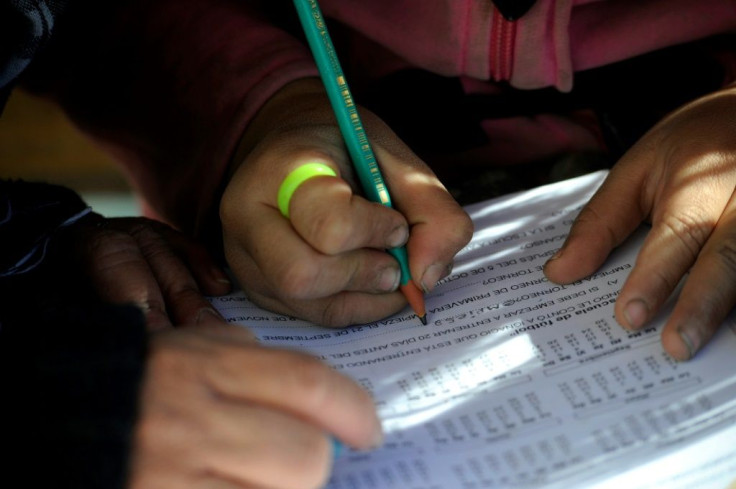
[623,299,649,330]
[196,307,224,325]
[387,225,409,248]
[548,248,563,261]
[544,249,563,272]
[212,268,231,286]
[331,437,344,460]
[378,266,401,292]
[421,262,452,293]
[677,325,700,361]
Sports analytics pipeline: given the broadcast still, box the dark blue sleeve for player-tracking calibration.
[0,179,93,278]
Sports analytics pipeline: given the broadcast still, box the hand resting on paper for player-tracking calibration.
[63,214,231,330]
[220,78,473,326]
[128,322,382,489]
[545,85,736,361]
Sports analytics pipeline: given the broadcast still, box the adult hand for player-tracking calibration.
[220,78,473,326]
[545,86,736,361]
[128,323,382,489]
[67,215,231,330]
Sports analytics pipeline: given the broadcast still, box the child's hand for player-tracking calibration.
[129,323,382,489]
[220,79,473,326]
[545,86,736,361]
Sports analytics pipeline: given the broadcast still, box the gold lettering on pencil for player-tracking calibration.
[379,188,390,204]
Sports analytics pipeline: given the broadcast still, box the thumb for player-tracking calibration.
[373,141,473,293]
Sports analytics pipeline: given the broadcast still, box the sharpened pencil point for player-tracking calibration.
[400,281,426,326]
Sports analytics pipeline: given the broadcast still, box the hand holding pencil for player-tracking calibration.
[220,76,472,327]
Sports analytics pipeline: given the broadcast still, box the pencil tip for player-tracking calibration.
[419,315,427,325]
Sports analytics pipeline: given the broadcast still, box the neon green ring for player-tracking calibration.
[277,162,338,218]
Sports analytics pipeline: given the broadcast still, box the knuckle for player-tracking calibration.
[573,205,620,247]
[451,209,474,247]
[660,212,712,260]
[146,339,187,377]
[205,342,247,381]
[572,204,599,225]
[287,354,333,409]
[134,403,186,452]
[88,229,140,263]
[714,240,736,272]
[136,230,174,261]
[305,211,354,255]
[166,285,202,306]
[646,266,679,299]
[692,293,723,323]
[141,296,168,316]
[273,260,322,299]
[320,297,354,328]
[138,357,206,453]
[134,402,207,465]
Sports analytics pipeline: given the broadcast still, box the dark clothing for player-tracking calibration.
[0,189,147,489]
[0,0,68,107]
[1,3,146,488]
[1,295,146,489]
[0,180,147,489]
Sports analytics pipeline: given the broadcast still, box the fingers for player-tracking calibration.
[132,329,381,489]
[613,173,731,332]
[127,223,222,326]
[371,141,473,292]
[204,404,334,489]
[159,226,232,296]
[225,174,435,325]
[600,131,736,356]
[202,339,382,448]
[545,88,736,361]
[237,205,403,298]
[221,85,469,325]
[544,143,731,362]
[657,196,736,360]
[544,161,648,285]
[289,173,410,253]
[193,479,253,489]
[84,226,173,330]
[84,218,228,330]
[225,236,407,327]
[136,401,336,489]
[224,175,410,325]
[245,280,407,327]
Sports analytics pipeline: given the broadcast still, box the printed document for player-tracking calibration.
[212,171,736,489]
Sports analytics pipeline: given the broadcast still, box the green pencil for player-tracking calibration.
[292,0,427,325]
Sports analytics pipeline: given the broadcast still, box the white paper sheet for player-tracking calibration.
[211,171,736,489]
